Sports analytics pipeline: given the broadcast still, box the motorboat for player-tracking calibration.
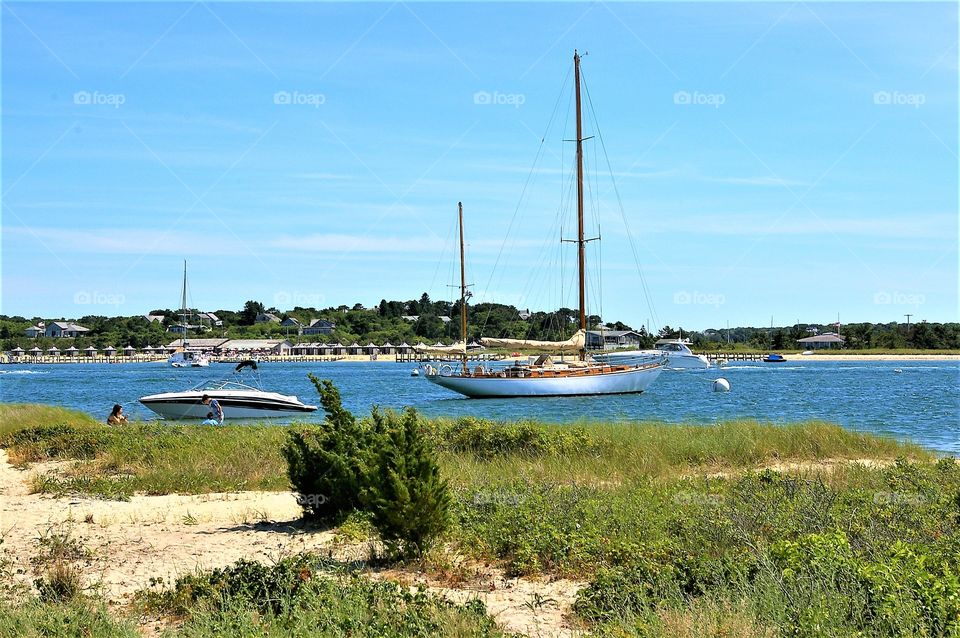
[763,353,787,363]
[595,339,710,370]
[140,361,317,419]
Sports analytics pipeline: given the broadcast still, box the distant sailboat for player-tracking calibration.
[168,260,210,368]
[425,52,665,398]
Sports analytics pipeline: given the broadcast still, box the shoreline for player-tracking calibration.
[3,353,958,365]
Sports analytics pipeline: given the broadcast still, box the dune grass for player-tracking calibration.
[0,404,932,500]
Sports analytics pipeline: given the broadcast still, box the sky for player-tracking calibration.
[2,1,957,331]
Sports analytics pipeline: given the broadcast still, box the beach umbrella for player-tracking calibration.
[84,345,98,356]
[65,346,78,355]
[47,346,60,354]
[103,346,117,356]
[123,345,135,355]
[28,346,41,355]
[143,345,155,353]
[10,346,24,354]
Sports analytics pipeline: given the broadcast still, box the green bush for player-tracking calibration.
[282,375,370,521]
[362,408,451,558]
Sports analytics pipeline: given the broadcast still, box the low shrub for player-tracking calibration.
[427,416,597,458]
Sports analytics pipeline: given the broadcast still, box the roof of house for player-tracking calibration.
[256,313,281,322]
[48,321,89,332]
[309,318,335,327]
[797,333,846,343]
[164,338,229,348]
[220,339,292,350]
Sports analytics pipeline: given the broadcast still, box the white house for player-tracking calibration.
[586,329,643,350]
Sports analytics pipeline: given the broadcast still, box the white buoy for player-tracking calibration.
[894,368,902,374]
[712,378,731,392]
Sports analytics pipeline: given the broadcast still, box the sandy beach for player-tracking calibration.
[0,450,582,637]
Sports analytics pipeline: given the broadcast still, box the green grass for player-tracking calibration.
[1,403,957,637]
[0,404,931,500]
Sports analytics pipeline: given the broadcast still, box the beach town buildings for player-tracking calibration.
[302,319,336,335]
[797,332,846,349]
[255,313,281,324]
[24,321,91,338]
[586,329,643,350]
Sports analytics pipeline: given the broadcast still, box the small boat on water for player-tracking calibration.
[168,261,210,368]
[139,361,317,419]
[763,353,787,363]
[597,339,710,370]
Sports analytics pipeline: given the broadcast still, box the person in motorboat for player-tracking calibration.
[107,403,128,425]
[201,394,223,425]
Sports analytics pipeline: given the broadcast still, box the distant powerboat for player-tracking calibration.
[763,353,787,363]
[140,361,317,419]
[596,340,710,370]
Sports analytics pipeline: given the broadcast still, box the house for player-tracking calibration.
[167,324,201,334]
[797,333,845,349]
[197,312,222,327]
[255,313,281,324]
[518,308,533,320]
[45,321,90,338]
[280,317,302,328]
[401,315,419,322]
[164,338,228,350]
[24,324,45,338]
[303,319,336,335]
[142,314,165,324]
[586,329,642,350]
[805,326,820,335]
[218,339,292,355]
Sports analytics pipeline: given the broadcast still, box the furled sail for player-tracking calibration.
[480,329,585,353]
[413,341,468,355]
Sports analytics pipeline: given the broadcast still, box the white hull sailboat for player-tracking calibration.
[167,260,210,368]
[425,53,665,398]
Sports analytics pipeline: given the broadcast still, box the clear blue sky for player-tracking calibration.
[3,2,957,331]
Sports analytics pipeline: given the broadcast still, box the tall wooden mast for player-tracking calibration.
[574,50,587,358]
[458,202,468,371]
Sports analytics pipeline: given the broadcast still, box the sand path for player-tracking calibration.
[0,450,583,637]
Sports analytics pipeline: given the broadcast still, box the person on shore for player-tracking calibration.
[107,404,128,425]
[201,394,223,425]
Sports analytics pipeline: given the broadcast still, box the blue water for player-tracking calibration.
[1,360,957,453]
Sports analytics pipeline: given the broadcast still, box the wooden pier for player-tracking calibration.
[700,352,766,364]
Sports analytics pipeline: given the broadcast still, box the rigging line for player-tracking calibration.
[477,66,573,338]
[582,73,661,333]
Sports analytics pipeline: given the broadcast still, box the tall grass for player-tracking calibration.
[0,404,931,498]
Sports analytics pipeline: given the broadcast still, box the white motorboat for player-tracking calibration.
[423,54,666,398]
[596,340,710,370]
[140,361,317,419]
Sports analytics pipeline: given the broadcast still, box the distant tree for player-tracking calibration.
[240,301,264,326]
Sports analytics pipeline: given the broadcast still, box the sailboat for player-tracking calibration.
[167,260,211,368]
[424,52,665,398]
